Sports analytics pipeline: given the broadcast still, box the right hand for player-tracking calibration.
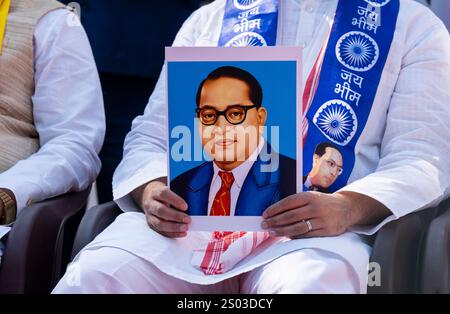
[131,178,190,238]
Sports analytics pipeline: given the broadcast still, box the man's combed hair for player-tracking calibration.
[196,66,263,107]
[314,142,341,157]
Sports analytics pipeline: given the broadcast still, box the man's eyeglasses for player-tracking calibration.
[325,159,344,176]
[196,104,258,126]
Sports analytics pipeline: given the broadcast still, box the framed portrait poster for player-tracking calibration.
[166,47,302,231]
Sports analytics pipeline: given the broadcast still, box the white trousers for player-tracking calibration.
[53,246,360,294]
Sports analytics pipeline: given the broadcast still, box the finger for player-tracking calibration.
[269,218,323,238]
[153,187,188,211]
[263,193,311,219]
[147,200,191,224]
[291,229,327,239]
[262,205,315,229]
[147,214,189,234]
[158,231,188,239]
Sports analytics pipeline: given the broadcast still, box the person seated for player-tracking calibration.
[0,0,104,256]
[55,0,450,294]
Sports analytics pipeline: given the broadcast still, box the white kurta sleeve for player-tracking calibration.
[0,9,105,213]
[112,8,208,211]
[342,14,450,235]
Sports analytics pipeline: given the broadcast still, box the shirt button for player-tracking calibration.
[306,6,314,13]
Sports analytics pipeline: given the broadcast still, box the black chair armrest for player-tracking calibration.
[71,201,122,259]
[421,199,450,293]
[368,206,440,294]
[0,187,90,294]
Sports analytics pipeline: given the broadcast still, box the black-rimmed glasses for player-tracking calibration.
[196,104,258,126]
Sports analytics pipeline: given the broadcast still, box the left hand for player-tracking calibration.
[262,191,353,239]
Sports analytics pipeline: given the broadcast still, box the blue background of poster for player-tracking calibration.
[168,60,297,179]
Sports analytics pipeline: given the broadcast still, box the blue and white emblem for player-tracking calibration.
[313,100,358,146]
[364,0,391,7]
[225,32,267,47]
[336,31,379,72]
[233,0,262,10]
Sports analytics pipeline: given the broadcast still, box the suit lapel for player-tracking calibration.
[236,143,277,216]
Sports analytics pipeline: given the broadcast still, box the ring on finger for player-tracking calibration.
[303,219,313,232]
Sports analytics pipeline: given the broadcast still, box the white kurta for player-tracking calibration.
[79,0,450,293]
[0,10,105,243]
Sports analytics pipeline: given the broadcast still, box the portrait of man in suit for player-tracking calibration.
[303,142,343,193]
[170,66,296,217]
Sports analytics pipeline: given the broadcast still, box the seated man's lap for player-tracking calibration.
[241,249,360,294]
[54,246,238,294]
[54,246,359,294]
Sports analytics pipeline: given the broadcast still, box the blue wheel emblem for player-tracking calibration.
[233,0,262,10]
[313,100,358,146]
[364,0,391,7]
[225,32,267,47]
[336,31,379,72]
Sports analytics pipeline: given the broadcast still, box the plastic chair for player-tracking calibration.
[0,187,91,294]
[420,198,450,293]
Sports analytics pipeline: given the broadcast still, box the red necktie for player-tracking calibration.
[210,171,235,217]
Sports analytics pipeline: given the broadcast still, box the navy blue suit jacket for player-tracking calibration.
[171,144,297,216]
